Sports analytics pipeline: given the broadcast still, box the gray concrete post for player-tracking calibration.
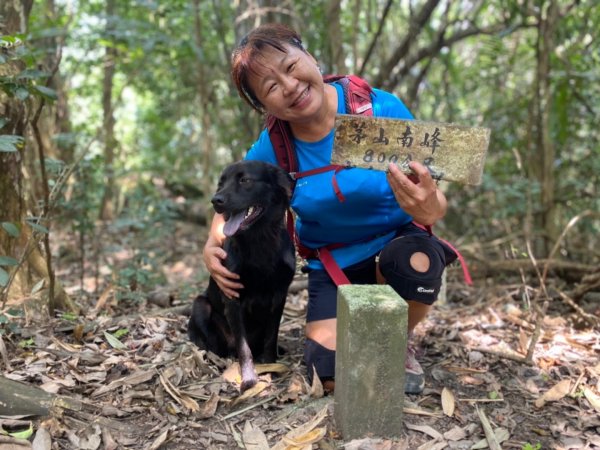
[334,284,408,440]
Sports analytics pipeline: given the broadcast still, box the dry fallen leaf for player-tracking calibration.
[282,426,327,448]
[443,425,467,441]
[309,366,324,399]
[416,439,448,450]
[405,422,443,440]
[471,427,510,449]
[159,372,199,412]
[242,421,269,450]
[534,379,571,408]
[197,392,220,419]
[255,363,289,374]
[583,388,600,412]
[222,362,242,384]
[271,405,328,450]
[441,387,455,417]
[232,381,269,405]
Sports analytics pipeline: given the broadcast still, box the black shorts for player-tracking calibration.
[305,222,457,323]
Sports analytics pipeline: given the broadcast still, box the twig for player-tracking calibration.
[459,398,505,403]
[542,210,599,284]
[475,405,502,450]
[220,394,278,421]
[526,300,549,363]
[557,290,599,327]
[472,346,532,365]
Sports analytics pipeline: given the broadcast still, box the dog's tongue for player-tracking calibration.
[223,211,245,237]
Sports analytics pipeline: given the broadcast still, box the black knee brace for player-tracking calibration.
[304,338,335,383]
[378,235,447,304]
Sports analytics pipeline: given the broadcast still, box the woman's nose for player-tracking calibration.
[281,75,299,95]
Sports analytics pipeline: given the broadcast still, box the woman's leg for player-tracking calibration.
[303,258,377,391]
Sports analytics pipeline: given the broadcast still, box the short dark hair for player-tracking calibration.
[231,23,305,112]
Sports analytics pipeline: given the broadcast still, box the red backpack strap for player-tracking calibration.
[267,115,297,175]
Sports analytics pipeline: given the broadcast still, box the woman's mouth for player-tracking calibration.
[291,87,310,108]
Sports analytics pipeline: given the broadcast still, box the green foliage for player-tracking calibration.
[522,443,542,450]
[0,34,57,101]
[0,135,24,152]
[11,0,596,301]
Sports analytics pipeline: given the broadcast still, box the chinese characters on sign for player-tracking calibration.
[349,122,445,179]
[332,115,491,185]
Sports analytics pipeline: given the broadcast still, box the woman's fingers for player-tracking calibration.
[204,246,244,298]
[387,161,443,225]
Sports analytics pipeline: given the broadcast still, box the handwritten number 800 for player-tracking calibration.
[363,149,399,164]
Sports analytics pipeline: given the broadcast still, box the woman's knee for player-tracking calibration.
[305,318,337,350]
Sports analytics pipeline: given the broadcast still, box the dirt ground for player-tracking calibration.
[0,221,598,450]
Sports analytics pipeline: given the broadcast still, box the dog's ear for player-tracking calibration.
[271,165,293,201]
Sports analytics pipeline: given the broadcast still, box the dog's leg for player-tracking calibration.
[224,298,258,392]
[188,294,212,349]
[260,294,287,363]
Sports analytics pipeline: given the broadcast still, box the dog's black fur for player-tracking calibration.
[188,160,295,392]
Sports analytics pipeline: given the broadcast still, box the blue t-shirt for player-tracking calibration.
[245,82,414,269]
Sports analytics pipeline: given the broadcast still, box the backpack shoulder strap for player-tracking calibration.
[328,74,374,116]
[266,114,297,174]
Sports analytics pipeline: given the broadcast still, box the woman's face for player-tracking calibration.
[247,44,326,123]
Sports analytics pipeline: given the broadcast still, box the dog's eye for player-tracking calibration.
[239,176,251,184]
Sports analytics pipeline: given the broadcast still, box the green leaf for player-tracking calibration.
[104,331,127,350]
[26,221,49,234]
[1,222,20,237]
[0,256,19,266]
[15,87,29,100]
[0,267,8,287]
[18,338,34,348]
[113,328,129,339]
[31,279,45,294]
[0,118,7,128]
[488,390,499,399]
[33,85,57,100]
[16,69,49,80]
[7,422,33,440]
[0,135,24,152]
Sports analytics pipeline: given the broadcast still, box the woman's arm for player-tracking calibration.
[203,213,244,298]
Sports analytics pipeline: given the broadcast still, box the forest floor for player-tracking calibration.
[1,220,599,450]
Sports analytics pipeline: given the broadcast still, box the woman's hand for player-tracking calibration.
[387,161,447,226]
[203,215,244,299]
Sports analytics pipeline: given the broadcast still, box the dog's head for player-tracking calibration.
[211,160,292,237]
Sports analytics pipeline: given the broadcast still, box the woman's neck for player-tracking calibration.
[289,84,338,142]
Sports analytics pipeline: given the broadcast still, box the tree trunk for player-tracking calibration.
[99,0,118,220]
[326,0,347,74]
[192,0,217,207]
[0,1,34,301]
[528,0,560,256]
[0,0,76,313]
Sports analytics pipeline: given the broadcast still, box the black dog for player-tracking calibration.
[188,160,295,392]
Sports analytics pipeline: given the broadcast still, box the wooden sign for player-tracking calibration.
[332,114,491,185]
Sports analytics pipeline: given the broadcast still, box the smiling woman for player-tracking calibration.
[202,23,455,395]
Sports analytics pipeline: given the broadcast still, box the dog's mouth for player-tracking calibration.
[223,205,264,237]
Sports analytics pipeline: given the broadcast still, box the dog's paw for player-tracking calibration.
[240,377,258,393]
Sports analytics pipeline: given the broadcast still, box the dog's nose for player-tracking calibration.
[211,194,225,209]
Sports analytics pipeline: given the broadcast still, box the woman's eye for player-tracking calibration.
[288,63,296,72]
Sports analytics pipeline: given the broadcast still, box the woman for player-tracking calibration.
[203,23,456,394]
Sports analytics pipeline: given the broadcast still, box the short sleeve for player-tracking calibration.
[244,129,278,164]
[371,88,414,120]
